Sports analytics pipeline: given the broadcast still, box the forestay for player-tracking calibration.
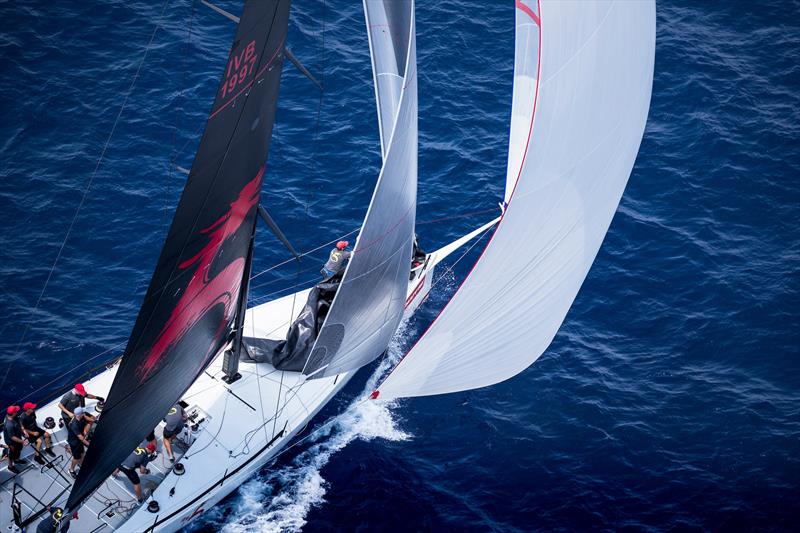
[301,0,417,379]
[67,0,291,510]
[375,0,656,399]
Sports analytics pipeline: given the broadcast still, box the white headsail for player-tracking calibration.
[375,0,656,399]
[302,0,418,379]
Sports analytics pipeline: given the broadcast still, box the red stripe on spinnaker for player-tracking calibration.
[516,0,541,26]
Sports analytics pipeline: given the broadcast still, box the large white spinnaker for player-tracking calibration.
[302,0,417,379]
[374,0,656,399]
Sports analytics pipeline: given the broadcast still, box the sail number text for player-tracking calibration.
[221,40,258,100]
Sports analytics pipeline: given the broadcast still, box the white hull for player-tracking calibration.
[0,232,471,532]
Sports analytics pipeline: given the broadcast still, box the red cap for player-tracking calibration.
[146,442,157,453]
[336,241,349,250]
[6,405,20,415]
[22,402,37,411]
[74,383,87,396]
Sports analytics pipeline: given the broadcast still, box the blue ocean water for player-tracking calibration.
[1,0,799,531]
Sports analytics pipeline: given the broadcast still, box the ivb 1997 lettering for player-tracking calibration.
[221,40,258,99]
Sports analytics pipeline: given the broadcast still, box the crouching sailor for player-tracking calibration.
[21,401,55,463]
[162,403,187,463]
[321,240,352,279]
[36,507,69,533]
[115,442,157,503]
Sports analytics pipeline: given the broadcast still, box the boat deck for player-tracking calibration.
[0,404,190,532]
[0,249,440,532]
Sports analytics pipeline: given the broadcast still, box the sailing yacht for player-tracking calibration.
[0,0,655,531]
[0,1,459,531]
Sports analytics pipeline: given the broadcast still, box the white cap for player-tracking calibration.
[74,407,85,417]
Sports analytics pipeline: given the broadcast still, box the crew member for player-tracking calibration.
[321,241,352,279]
[58,383,103,426]
[67,407,93,478]
[3,405,27,473]
[162,403,187,462]
[115,442,156,503]
[412,233,426,267]
[144,429,157,449]
[20,402,55,462]
[36,507,69,533]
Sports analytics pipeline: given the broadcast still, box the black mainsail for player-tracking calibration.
[67,0,291,511]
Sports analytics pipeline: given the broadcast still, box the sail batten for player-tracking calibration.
[67,0,291,511]
[375,0,656,400]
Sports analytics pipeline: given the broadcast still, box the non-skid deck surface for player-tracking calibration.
[1,422,188,531]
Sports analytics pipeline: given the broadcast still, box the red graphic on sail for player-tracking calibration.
[136,168,264,381]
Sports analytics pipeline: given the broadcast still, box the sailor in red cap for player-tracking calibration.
[321,240,352,279]
[3,405,27,473]
[115,442,157,503]
[20,401,55,463]
[57,383,104,426]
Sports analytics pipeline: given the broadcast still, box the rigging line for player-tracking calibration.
[428,225,494,293]
[286,0,327,332]
[248,277,319,304]
[301,0,327,222]
[229,378,306,458]
[271,370,285,439]
[249,262,325,291]
[249,228,358,281]
[248,294,269,446]
[12,341,126,405]
[257,356,269,448]
[182,390,230,460]
[247,204,495,282]
[416,207,498,226]
[0,0,173,392]
[163,0,197,237]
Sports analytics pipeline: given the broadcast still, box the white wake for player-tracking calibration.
[214,326,412,533]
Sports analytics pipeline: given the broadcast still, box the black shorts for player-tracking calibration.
[163,424,183,439]
[25,426,45,438]
[69,440,84,460]
[119,466,140,485]
[8,442,22,462]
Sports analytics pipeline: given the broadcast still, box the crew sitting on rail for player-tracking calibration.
[58,383,104,427]
[3,405,27,474]
[20,401,55,463]
[67,407,94,479]
[162,403,187,463]
[36,506,69,533]
[321,240,352,279]
[114,442,157,503]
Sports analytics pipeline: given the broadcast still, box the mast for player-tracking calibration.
[67,0,292,512]
[222,222,256,383]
